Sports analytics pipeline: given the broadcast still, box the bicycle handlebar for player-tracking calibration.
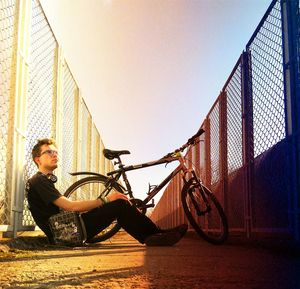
[163,128,205,158]
[187,128,205,145]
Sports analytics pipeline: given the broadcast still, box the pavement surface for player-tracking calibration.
[0,231,300,289]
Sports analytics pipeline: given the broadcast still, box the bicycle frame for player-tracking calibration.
[106,152,196,207]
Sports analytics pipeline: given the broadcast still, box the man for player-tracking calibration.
[26,138,187,246]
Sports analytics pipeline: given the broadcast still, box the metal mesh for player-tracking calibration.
[91,125,102,198]
[74,102,93,200]
[246,0,289,231]
[247,1,286,158]
[0,0,18,225]
[95,130,100,173]
[22,0,58,226]
[225,62,243,174]
[100,139,105,174]
[92,125,100,173]
[208,103,220,185]
[60,64,78,194]
[224,61,246,229]
[87,115,92,171]
[80,102,90,172]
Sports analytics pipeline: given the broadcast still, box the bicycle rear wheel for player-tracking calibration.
[181,178,228,244]
[64,175,124,243]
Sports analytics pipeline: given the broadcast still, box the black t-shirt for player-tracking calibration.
[26,172,61,242]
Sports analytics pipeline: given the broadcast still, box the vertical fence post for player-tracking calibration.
[100,139,105,174]
[54,46,63,188]
[241,51,254,239]
[204,118,211,189]
[7,0,32,237]
[219,91,228,214]
[281,0,300,241]
[73,87,80,178]
[77,93,83,173]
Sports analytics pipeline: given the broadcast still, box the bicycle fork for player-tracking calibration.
[183,169,212,217]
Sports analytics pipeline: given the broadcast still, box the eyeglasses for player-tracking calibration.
[39,149,58,157]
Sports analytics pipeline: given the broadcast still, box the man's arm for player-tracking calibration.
[53,190,129,212]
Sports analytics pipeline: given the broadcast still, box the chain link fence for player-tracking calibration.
[0,0,112,233]
[151,0,300,240]
[246,0,288,232]
[60,63,78,195]
[22,0,58,227]
[248,0,285,158]
[1,0,299,240]
[0,0,18,227]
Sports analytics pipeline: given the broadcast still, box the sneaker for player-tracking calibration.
[162,224,188,238]
[144,231,182,246]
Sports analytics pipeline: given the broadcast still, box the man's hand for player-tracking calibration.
[107,190,129,203]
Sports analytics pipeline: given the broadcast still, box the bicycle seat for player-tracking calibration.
[103,149,130,160]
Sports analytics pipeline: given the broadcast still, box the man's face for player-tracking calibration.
[35,144,58,171]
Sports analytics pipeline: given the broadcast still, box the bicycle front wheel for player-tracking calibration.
[181,178,228,244]
[64,175,124,243]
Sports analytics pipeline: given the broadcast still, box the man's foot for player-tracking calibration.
[144,231,182,246]
[145,224,188,246]
[162,224,188,238]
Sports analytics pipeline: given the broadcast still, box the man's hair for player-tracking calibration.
[32,138,57,166]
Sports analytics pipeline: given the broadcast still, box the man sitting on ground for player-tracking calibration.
[26,138,187,246]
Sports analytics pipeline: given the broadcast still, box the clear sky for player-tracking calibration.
[40,0,271,202]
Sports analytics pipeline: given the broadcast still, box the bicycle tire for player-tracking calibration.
[181,178,228,244]
[64,175,124,243]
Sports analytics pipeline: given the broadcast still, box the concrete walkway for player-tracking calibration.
[0,232,299,289]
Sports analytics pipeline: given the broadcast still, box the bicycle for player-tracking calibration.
[64,128,228,245]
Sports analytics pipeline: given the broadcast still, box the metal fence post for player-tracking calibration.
[281,0,300,241]
[219,90,228,214]
[54,46,64,189]
[9,0,32,237]
[241,50,254,239]
[204,118,211,189]
[74,87,80,176]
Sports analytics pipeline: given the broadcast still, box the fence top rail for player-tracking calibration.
[246,0,279,49]
[205,91,221,119]
[221,55,242,92]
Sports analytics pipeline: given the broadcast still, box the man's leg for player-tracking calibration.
[82,199,160,243]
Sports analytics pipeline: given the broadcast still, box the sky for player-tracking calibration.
[39,0,271,202]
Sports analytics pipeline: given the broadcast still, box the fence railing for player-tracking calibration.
[0,0,113,235]
[150,0,300,241]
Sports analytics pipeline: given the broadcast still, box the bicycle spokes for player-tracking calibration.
[188,185,211,216]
